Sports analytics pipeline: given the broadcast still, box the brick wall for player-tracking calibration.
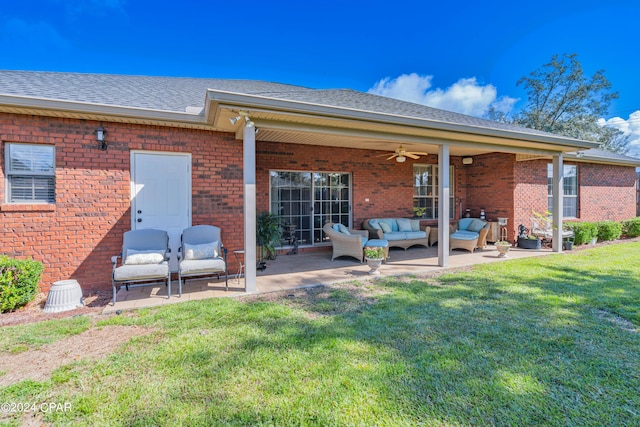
[0,113,243,293]
[2,112,636,292]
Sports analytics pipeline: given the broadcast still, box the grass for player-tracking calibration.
[1,242,639,426]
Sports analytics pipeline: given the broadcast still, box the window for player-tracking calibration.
[5,143,55,203]
[548,164,577,218]
[413,164,454,219]
[270,171,351,245]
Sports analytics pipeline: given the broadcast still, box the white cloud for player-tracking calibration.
[368,73,517,117]
[599,110,640,158]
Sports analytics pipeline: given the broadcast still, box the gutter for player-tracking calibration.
[0,94,208,125]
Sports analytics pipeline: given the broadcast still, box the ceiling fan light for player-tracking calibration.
[396,155,406,163]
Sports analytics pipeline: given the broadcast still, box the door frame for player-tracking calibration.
[130,150,192,231]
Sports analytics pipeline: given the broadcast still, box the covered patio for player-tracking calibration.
[103,244,553,314]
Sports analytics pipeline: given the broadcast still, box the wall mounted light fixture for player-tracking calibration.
[462,157,473,165]
[96,125,107,151]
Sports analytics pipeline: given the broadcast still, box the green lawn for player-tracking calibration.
[1,242,639,426]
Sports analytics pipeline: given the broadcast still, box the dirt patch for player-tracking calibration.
[0,290,112,327]
[0,325,152,387]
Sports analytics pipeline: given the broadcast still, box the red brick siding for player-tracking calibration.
[0,114,243,293]
[2,112,636,293]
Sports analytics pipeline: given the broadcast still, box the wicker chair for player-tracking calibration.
[449,220,490,253]
[322,223,369,262]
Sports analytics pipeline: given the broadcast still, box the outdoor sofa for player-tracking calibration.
[362,218,431,250]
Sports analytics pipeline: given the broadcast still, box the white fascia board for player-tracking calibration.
[0,94,208,125]
[206,89,599,151]
[565,153,640,167]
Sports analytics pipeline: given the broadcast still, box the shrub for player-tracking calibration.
[596,221,622,242]
[565,222,598,245]
[0,256,44,313]
[621,217,640,237]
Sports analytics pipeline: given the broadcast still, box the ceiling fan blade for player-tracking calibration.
[408,151,429,156]
[405,153,420,159]
[386,154,397,160]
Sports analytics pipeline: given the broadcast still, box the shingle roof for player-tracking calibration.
[1,70,638,165]
[0,70,550,136]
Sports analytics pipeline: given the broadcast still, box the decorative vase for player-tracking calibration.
[495,243,511,257]
[365,257,383,275]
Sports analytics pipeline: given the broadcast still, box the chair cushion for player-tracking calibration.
[467,219,487,232]
[114,263,169,281]
[333,223,350,235]
[410,219,421,232]
[184,242,218,260]
[451,230,479,241]
[379,222,392,233]
[365,239,389,248]
[458,218,474,231]
[179,258,226,274]
[124,249,165,265]
[397,218,413,232]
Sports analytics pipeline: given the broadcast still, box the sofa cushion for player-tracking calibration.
[467,219,487,232]
[379,222,392,233]
[397,218,413,232]
[333,223,351,235]
[404,231,427,239]
[458,218,474,231]
[383,232,406,241]
[410,219,421,232]
[451,230,479,241]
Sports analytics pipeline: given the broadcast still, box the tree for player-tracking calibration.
[512,53,629,154]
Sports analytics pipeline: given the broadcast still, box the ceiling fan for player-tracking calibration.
[379,145,429,163]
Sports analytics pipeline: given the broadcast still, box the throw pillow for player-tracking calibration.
[379,222,392,233]
[397,218,413,232]
[369,219,381,230]
[184,241,218,260]
[125,249,165,265]
[467,219,487,232]
[337,223,350,235]
[410,219,421,232]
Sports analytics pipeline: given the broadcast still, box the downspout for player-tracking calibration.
[243,119,257,292]
[552,154,564,253]
[438,144,450,266]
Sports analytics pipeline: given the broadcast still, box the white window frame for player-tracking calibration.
[548,163,578,218]
[5,143,56,203]
[413,164,454,219]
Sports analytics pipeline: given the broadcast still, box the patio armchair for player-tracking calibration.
[177,225,228,295]
[111,228,171,305]
[323,222,369,262]
[449,218,489,253]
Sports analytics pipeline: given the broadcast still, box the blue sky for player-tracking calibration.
[2,0,640,154]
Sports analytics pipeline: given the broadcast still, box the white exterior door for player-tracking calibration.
[131,152,191,271]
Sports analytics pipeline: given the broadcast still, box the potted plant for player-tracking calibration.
[256,212,281,262]
[364,246,385,275]
[516,224,542,249]
[413,207,427,218]
[494,240,511,257]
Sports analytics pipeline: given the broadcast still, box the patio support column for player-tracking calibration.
[243,121,257,292]
[438,144,450,267]
[551,153,564,253]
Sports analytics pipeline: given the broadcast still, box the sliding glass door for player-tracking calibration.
[270,171,351,246]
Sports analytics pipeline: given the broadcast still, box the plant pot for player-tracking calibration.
[517,237,541,249]
[495,244,510,257]
[365,257,383,275]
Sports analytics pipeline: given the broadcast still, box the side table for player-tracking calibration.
[232,250,245,283]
